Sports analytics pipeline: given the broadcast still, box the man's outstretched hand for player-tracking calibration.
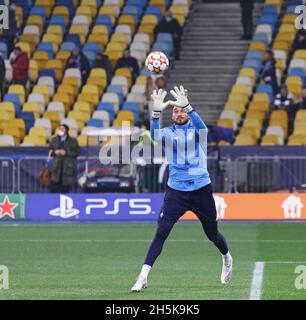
[169,85,193,113]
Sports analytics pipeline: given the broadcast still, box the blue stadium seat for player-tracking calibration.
[285,0,302,7]
[152,41,173,56]
[87,119,104,128]
[289,68,306,86]
[252,33,269,45]
[156,32,173,45]
[64,34,82,48]
[286,5,298,13]
[145,5,162,21]
[245,50,262,61]
[37,43,55,59]
[3,94,21,115]
[122,5,143,23]
[29,7,47,25]
[126,0,147,9]
[106,85,124,104]
[60,42,77,52]
[262,5,278,16]
[49,15,66,33]
[122,102,140,125]
[18,112,35,133]
[97,102,116,122]
[83,43,101,55]
[83,51,96,67]
[0,42,8,59]
[95,16,113,34]
[256,84,274,101]
[39,69,57,83]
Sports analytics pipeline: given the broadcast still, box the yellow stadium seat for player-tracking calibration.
[77,135,88,147]
[8,85,26,105]
[249,41,266,55]
[32,85,50,104]
[248,100,270,112]
[23,135,47,146]
[35,0,54,17]
[3,127,22,145]
[56,51,71,66]
[275,32,295,44]
[239,127,261,139]
[234,134,257,146]
[23,102,40,119]
[239,68,256,81]
[113,118,134,127]
[118,15,135,33]
[90,68,107,79]
[42,33,63,46]
[86,78,106,96]
[98,6,117,19]
[174,14,185,27]
[47,25,63,36]
[57,84,78,98]
[19,34,37,51]
[228,93,249,105]
[33,51,49,70]
[92,25,109,36]
[224,101,245,115]
[293,49,306,61]
[243,118,262,130]
[282,14,296,24]
[77,5,95,19]
[45,60,64,82]
[16,6,24,27]
[106,50,123,68]
[62,77,81,90]
[76,93,98,111]
[137,25,155,42]
[279,24,297,34]
[74,102,92,115]
[88,34,108,50]
[111,33,129,46]
[0,112,12,132]
[261,134,279,146]
[141,14,158,26]
[231,84,251,97]
[293,126,306,136]
[287,134,306,146]
[117,110,135,122]
[29,127,47,141]
[136,76,148,85]
[27,15,44,33]
[67,111,87,130]
[115,68,132,87]
[253,92,270,103]
[295,109,306,120]
[170,5,187,17]
[52,93,73,114]
[43,111,61,131]
[0,102,15,119]
[82,84,100,99]
[149,0,166,15]
[106,42,125,52]
[217,119,234,130]
[270,109,288,121]
[29,60,39,83]
[69,25,88,44]
[273,40,291,53]
[7,119,25,138]
[245,110,265,123]
[53,6,70,24]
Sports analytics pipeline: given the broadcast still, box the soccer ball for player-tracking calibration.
[145,51,169,74]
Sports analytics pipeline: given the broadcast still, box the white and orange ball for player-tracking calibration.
[145,51,169,74]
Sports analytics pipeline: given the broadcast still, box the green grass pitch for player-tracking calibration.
[0,222,305,300]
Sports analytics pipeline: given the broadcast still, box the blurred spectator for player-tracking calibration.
[262,50,278,95]
[92,52,113,83]
[67,48,90,85]
[115,49,139,82]
[154,11,183,60]
[240,0,255,40]
[274,85,293,110]
[297,87,306,110]
[10,47,29,86]
[0,53,5,99]
[145,74,166,125]
[293,30,306,52]
[49,124,80,193]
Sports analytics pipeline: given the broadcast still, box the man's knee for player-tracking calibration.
[156,221,173,239]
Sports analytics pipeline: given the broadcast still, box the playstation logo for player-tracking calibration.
[49,195,80,219]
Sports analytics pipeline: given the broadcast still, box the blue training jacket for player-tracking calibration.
[151,109,211,191]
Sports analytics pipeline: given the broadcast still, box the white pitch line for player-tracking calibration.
[0,239,306,243]
[250,262,265,300]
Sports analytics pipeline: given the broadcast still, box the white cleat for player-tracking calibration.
[221,254,233,284]
[131,276,148,292]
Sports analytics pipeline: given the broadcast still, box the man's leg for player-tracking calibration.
[191,184,232,284]
[131,188,188,292]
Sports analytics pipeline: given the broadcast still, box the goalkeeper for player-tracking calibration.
[131,86,233,292]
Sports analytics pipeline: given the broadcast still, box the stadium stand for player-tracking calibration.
[0,0,192,146]
[218,0,306,146]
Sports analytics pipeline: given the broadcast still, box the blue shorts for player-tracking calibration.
[158,183,217,225]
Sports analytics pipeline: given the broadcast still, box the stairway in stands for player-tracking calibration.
[163,1,263,127]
